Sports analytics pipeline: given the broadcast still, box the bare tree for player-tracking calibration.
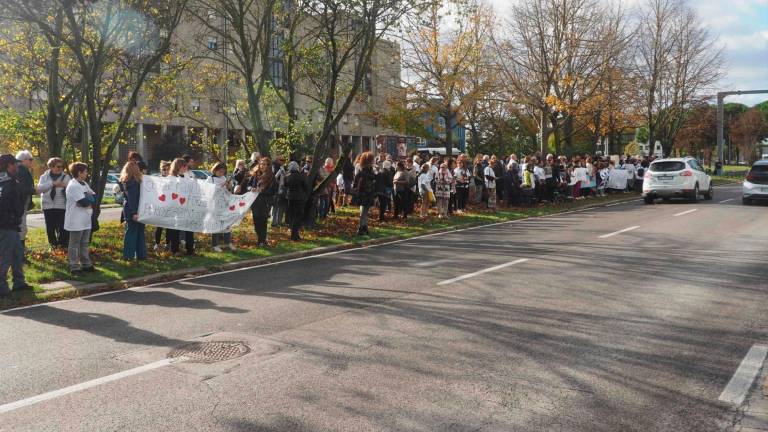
[634,0,724,157]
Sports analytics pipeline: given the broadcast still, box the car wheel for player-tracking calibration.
[743,197,751,205]
[644,196,654,205]
[690,185,699,203]
[704,185,713,200]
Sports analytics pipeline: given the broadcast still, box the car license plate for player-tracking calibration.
[762,188,768,193]
[657,175,673,181]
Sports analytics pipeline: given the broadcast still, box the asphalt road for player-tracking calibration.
[1,185,766,431]
[27,207,123,229]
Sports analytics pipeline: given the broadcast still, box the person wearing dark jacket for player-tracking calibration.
[120,161,147,261]
[375,160,394,221]
[248,157,276,246]
[15,150,35,255]
[0,154,30,296]
[284,161,308,241]
[353,152,377,235]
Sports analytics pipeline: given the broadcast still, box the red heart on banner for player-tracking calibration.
[158,194,166,202]
[239,201,246,207]
[229,205,236,211]
[179,197,186,205]
[171,193,179,200]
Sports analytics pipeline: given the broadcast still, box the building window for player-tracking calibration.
[207,37,218,50]
[191,99,201,112]
[207,9,217,21]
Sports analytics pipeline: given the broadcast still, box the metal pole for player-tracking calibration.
[716,94,724,163]
[222,17,229,163]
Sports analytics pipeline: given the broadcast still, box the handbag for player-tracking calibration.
[427,190,436,204]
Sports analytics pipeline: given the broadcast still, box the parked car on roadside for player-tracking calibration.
[190,169,212,180]
[742,160,768,205]
[643,157,713,204]
[104,173,120,198]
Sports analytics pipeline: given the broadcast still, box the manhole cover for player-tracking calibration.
[168,341,251,363]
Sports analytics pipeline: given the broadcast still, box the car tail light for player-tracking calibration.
[680,171,693,177]
[644,171,651,179]
[746,173,756,182]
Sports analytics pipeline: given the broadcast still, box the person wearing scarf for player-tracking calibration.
[36,157,71,249]
[247,157,276,246]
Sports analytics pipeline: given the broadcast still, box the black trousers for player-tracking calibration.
[394,189,411,218]
[43,208,68,248]
[154,227,170,246]
[288,200,304,240]
[456,187,469,210]
[252,212,268,244]
[378,194,390,220]
[168,229,194,254]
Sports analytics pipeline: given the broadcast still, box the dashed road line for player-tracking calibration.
[673,209,698,217]
[719,198,734,204]
[0,358,182,414]
[719,344,768,406]
[437,259,529,286]
[598,226,640,239]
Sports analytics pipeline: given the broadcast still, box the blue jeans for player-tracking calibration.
[317,196,330,219]
[271,198,286,226]
[0,229,25,293]
[123,221,147,260]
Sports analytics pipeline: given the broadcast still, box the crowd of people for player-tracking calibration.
[0,147,652,297]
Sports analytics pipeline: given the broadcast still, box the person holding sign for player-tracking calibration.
[120,161,147,261]
[248,157,276,246]
[167,158,195,256]
[208,162,236,252]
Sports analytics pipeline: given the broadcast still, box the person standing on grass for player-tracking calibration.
[153,160,171,251]
[418,163,432,218]
[376,160,394,221]
[454,158,470,213]
[285,161,308,241]
[167,158,195,256]
[248,157,276,246]
[0,154,31,297]
[65,162,96,275]
[272,156,288,227]
[484,158,497,210]
[473,154,485,204]
[392,161,409,219]
[435,163,452,219]
[120,161,147,262]
[36,157,71,250]
[352,152,377,235]
[14,151,35,258]
[208,162,236,252]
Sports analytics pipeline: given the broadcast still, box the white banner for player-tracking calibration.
[138,175,257,233]
[606,170,632,190]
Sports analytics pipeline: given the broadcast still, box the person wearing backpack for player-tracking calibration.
[248,156,276,246]
[352,152,377,235]
[284,162,308,241]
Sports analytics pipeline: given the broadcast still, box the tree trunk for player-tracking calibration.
[444,111,454,157]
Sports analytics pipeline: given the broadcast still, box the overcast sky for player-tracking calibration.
[488,0,768,107]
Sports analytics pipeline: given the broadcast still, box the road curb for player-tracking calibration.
[20,194,643,306]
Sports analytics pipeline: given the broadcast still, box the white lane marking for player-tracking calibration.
[437,259,529,286]
[413,258,452,268]
[598,226,640,239]
[719,344,768,406]
[0,358,181,414]
[673,209,698,217]
[719,198,734,203]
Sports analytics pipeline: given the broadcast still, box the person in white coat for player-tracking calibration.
[36,157,71,249]
[64,162,96,274]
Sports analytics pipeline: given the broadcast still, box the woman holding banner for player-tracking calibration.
[167,158,195,256]
[248,157,276,246]
[120,161,147,261]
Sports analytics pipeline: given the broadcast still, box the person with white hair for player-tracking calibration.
[14,150,35,256]
[36,157,71,249]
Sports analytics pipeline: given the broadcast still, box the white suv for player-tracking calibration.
[643,157,713,204]
[742,160,768,205]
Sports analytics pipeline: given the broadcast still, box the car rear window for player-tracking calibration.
[750,165,768,173]
[650,161,685,172]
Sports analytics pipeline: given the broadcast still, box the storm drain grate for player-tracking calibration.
[168,341,251,363]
